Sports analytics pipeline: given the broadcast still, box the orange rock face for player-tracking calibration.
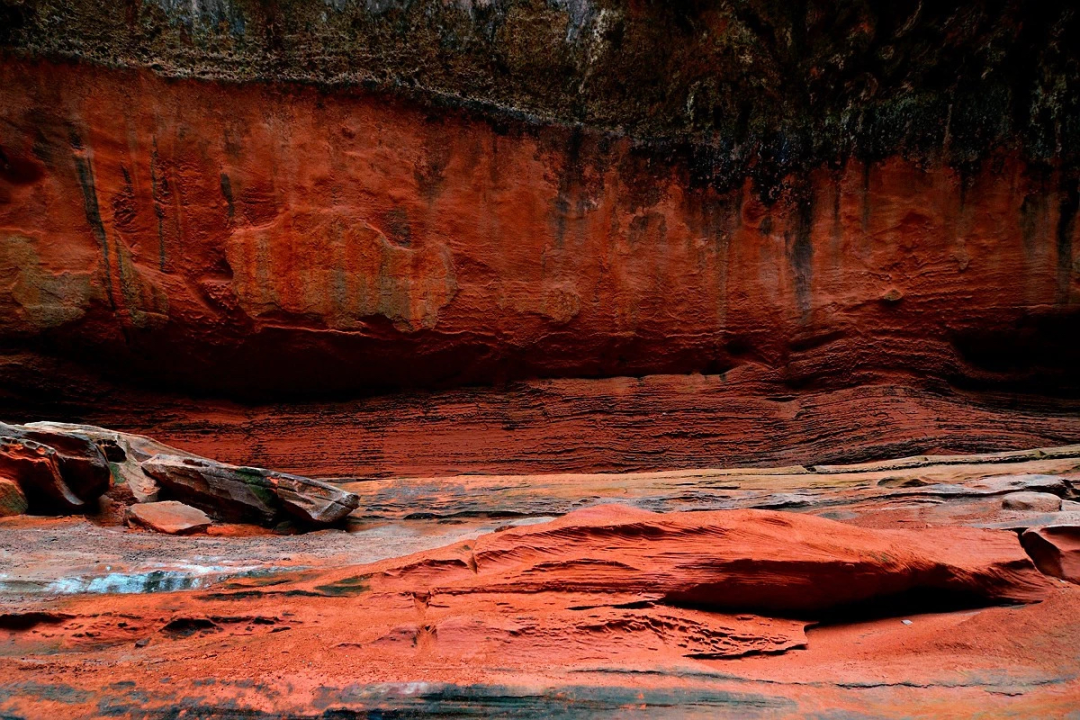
[2,55,1079,474]
[1,56,1078,398]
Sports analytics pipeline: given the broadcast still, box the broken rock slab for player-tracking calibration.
[974,511,1080,532]
[0,423,112,513]
[126,501,212,535]
[141,455,359,526]
[18,422,359,526]
[1021,525,1080,584]
[908,474,1072,499]
[25,422,176,503]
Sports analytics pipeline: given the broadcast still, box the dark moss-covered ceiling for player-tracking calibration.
[2,0,1079,189]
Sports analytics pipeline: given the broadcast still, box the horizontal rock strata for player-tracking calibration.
[0,53,1078,402]
[348,505,1053,614]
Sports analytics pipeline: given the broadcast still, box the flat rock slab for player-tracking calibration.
[975,511,1080,531]
[1002,492,1063,512]
[126,501,212,535]
[1022,525,1080,584]
[912,474,1071,499]
[969,474,1072,495]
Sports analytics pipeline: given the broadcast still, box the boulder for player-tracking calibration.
[1021,525,1080,584]
[0,436,95,513]
[3,421,359,525]
[126,501,212,535]
[26,422,166,502]
[0,423,112,512]
[0,478,28,517]
[1002,492,1063,512]
[141,455,359,526]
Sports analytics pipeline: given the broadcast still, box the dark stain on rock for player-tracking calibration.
[628,212,666,246]
[787,185,815,319]
[111,166,137,231]
[551,127,586,249]
[220,172,235,220]
[1020,190,1049,258]
[0,144,44,185]
[384,207,412,247]
[73,152,116,309]
[415,136,452,201]
[150,140,169,272]
[861,162,872,232]
[759,215,773,237]
[1057,173,1079,304]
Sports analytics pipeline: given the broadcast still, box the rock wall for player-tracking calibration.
[1,56,1078,397]
[1,1,1079,474]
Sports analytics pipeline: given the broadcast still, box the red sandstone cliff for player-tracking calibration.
[1,56,1078,397]
[2,1,1080,474]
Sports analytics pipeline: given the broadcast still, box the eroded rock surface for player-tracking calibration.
[1022,525,1080,584]
[1002,491,1064,512]
[352,505,1052,614]
[0,504,1076,719]
[0,422,111,513]
[0,450,1076,717]
[141,455,359,525]
[0,421,359,525]
[0,48,1078,421]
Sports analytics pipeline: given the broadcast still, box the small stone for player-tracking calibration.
[881,288,904,303]
[126,501,212,535]
[901,619,913,625]
[135,637,150,648]
[0,478,28,517]
[1002,492,1063,513]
